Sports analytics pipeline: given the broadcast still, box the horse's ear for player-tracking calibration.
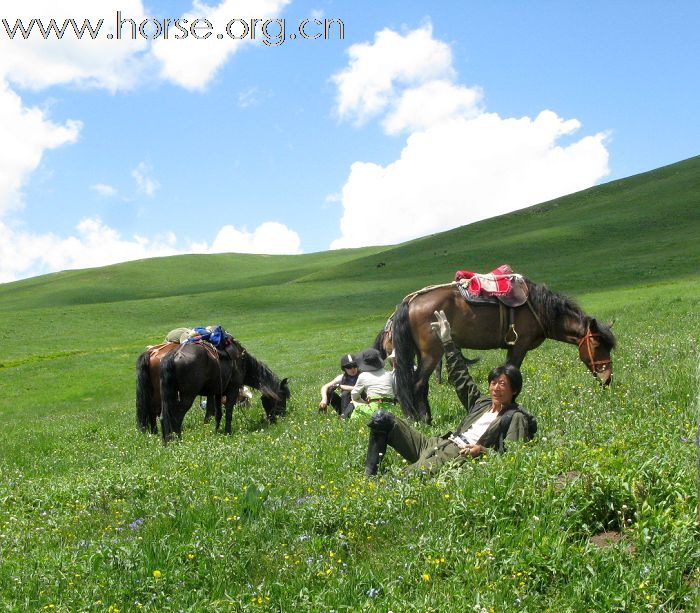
[589,317,599,331]
[607,319,615,328]
[281,377,290,386]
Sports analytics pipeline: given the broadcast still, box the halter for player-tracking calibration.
[577,328,612,375]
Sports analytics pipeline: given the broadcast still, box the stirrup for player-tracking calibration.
[505,324,518,346]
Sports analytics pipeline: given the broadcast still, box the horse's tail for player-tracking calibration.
[135,351,153,432]
[372,329,387,359]
[392,300,418,420]
[159,351,178,442]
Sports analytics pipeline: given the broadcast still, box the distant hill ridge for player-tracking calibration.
[1,155,698,311]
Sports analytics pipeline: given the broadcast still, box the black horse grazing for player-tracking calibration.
[392,278,616,423]
[159,340,289,442]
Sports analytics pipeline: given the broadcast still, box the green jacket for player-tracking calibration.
[443,340,529,449]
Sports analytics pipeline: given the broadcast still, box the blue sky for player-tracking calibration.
[1,0,698,282]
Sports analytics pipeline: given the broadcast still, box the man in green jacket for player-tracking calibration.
[364,310,534,476]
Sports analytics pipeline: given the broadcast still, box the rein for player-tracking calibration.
[577,328,611,374]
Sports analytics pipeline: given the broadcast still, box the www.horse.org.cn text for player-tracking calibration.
[1,12,345,46]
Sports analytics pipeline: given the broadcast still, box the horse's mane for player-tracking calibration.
[526,279,615,349]
[242,350,289,400]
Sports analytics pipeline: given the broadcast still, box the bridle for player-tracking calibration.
[577,328,612,375]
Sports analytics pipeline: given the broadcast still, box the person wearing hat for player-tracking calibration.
[349,348,397,421]
[364,310,535,476]
[319,353,360,417]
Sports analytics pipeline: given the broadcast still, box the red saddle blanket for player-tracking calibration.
[455,264,528,307]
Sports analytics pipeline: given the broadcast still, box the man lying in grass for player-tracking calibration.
[364,310,535,476]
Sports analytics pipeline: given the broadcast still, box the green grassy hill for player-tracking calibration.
[2,155,698,310]
[0,156,698,611]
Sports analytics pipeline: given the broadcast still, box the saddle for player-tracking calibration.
[146,341,179,359]
[455,264,528,307]
[454,265,529,347]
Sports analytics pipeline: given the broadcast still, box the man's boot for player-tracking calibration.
[364,410,395,476]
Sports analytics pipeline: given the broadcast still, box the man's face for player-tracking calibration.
[489,374,514,405]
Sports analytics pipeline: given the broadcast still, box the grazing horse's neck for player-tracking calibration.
[554,315,588,345]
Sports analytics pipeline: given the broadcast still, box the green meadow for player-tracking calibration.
[0,157,698,611]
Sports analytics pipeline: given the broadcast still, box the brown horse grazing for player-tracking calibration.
[136,342,185,434]
[392,278,616,423]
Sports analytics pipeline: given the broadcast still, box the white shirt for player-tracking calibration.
[351,369,396,402]
[454,409,499,446]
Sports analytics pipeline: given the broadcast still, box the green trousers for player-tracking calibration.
[387,416,465,475]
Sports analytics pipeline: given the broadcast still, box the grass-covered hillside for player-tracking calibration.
[0,156,698,611]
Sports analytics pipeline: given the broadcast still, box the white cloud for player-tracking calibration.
[0,217,178,282]
[330,25,610,249]
[0,217,303,282]
[91,183,118,197]
[382,80,483,135]
[332,23,454,125]
[0,81,81,215]
[151,0,291,90]
[208,222,302,254]
[131,162,160,196]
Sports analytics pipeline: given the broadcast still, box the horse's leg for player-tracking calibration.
[506,336,543,368]
[434,358,443,384]
[413,349,442,424]
[214,396,223,432]
[224,395,236,435]
[172,393,196,436]
[204,395,216,423]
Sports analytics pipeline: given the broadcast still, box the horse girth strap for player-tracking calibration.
[577,329,611,372]
[190,339,220,362]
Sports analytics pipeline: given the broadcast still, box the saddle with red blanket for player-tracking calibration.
[455,264,528,307]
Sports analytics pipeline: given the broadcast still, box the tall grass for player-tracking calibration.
[0,281,697,611]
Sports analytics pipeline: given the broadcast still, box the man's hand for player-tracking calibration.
[318,401,328,411]
[459,444,482,458]
[430,310,452,343]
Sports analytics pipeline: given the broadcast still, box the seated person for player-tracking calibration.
[319,354,360,418]
[364,310,535,476]
[349,348,396,422]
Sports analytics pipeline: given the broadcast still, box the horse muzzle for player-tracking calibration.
[594,365,613,386]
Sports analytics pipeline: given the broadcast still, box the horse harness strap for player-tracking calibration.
[525,299,546,336]
[498,303,518,347]
[404,281,459,304]
[500,298,548,348]
[577,328,611,373]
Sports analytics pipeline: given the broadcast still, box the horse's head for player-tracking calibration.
[261,377,290,422]
[577,318,615,386]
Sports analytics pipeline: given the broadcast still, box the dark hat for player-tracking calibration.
[340,353,357,370]
[355,348,385,372]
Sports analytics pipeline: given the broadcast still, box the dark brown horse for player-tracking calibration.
[159,340,290,441]
[393,279,615,423]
